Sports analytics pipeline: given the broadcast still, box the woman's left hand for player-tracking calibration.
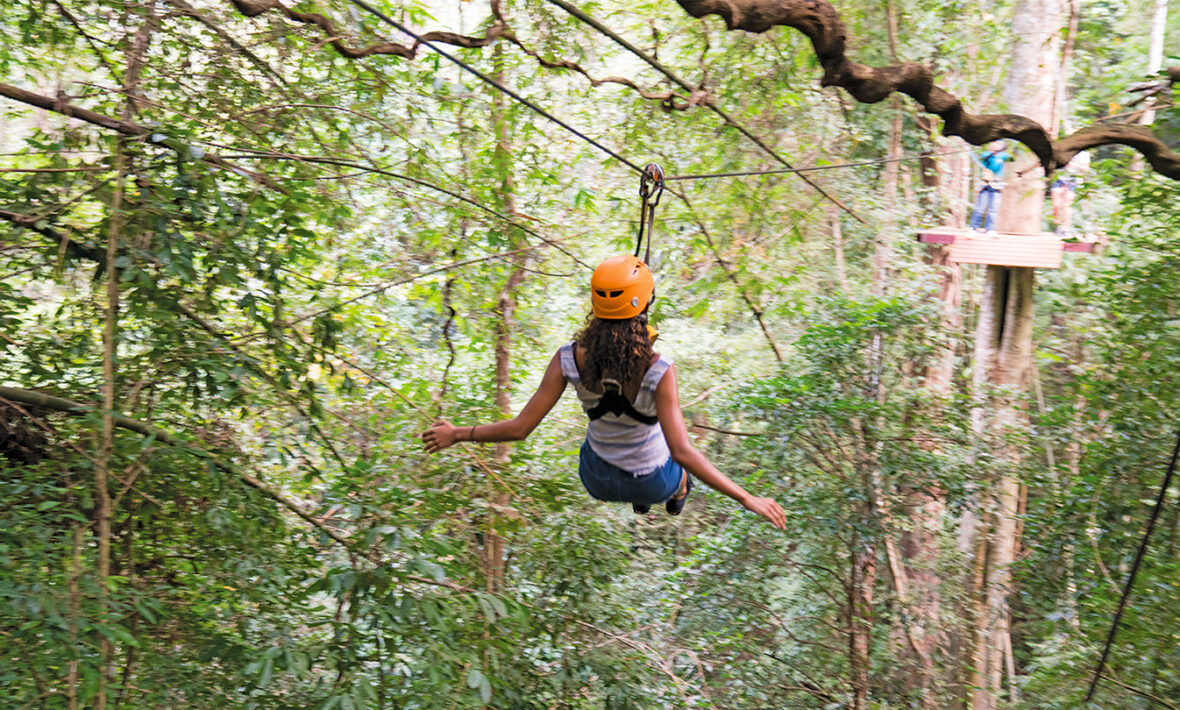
[742,496,787,530]
[421,419,459,453]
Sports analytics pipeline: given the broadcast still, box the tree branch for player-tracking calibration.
[227,0,698,113]
[1097,673,1179,710]
[169,0,290,86]
[673,0,1180,178]
[226,0,506,59]
[675,190,785,361]
[0,385,347,542]
[52,0,123,81]
[498,30,695,110]
[0,209,104,263]
[0,82,281,190]
[0,385,479,596]
[690,422,762,436]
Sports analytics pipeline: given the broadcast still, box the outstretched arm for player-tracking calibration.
[654,365,786,530]
[421,350,566,453]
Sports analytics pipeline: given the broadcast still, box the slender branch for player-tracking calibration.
[221,150,589,268]
[689,422,762,437]
[52,0,122,81]
[293,341,520,499]
[170,301,348,469]
[498,30,694,110]
[0,209,104,262]
[676,190,784,361]
[731,596,846,653]
[763,651,843,703]
[0,384,361,539]
[0,82,280,189]
[256,245,540,333]
[0,394,502,605]
[169,0,289,86]
[0,167,109,173]
[240,103,402,134]
[1097,673,1179,710]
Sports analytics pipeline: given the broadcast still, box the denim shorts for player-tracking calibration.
[578,440,683,505]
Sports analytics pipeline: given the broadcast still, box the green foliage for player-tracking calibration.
[1,0,1178,707]
[1019,174,1180,708]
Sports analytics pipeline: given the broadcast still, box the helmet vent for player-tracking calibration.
[610,290,622,297]
[595,289,607,297]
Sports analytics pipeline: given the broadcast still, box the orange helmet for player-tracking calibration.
[591,255,654,319]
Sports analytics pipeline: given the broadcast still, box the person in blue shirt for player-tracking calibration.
[969,141,1012,233]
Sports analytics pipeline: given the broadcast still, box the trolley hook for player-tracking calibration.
[635,163,665,262]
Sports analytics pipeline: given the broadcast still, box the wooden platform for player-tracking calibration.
[917,229,1099,269]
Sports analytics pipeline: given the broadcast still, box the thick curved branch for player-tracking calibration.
[1057,123,1180,176]
[674,0,1180,178]
[227,0,506,59]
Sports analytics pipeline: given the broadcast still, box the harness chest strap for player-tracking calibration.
[586,379,659,425]
[572,342,659,425]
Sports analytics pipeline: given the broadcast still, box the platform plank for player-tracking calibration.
[951,233,1063,267]
[916,229,1097,268]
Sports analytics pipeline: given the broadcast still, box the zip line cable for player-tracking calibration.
[339,0,867,220]
[222,150,591,269]
[340,0,644,174]
[1085,427,1180,703]
[542,0,865,224]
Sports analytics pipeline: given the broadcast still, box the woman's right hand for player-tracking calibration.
[421,419,459,454]
[743,496,787,530]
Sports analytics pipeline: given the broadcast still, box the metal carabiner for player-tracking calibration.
[639,163,665,207]
[635,163,665,261]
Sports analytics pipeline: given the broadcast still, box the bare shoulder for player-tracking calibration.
[656,359,677,384]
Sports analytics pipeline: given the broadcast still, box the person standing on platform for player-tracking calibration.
[1050,151,1091,235]
[969,140,1012,234]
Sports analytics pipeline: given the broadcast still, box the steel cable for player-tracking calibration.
[341,0,644,174]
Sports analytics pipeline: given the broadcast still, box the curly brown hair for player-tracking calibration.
[575,313,653,392]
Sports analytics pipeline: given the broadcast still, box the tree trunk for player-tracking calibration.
[875,102,903,296]
[830,204,849,293]
[901,143,964,710]
[94,14,155,703]
[95,136,124,710]
[849,527,876,710]
[485,42,524,594]
[965,2,1063,706]
[67,523,83,710]
[1137,0,1168,132]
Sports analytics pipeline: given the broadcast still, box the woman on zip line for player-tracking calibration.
[421,254,786,530]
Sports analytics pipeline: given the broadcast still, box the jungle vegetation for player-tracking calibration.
[1,0,1178,707]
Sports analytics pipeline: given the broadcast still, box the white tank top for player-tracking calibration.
[559,342,673,476]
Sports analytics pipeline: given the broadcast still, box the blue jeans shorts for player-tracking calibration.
[578,440,684,506]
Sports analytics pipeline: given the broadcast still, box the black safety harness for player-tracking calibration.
[572,342,659,426]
